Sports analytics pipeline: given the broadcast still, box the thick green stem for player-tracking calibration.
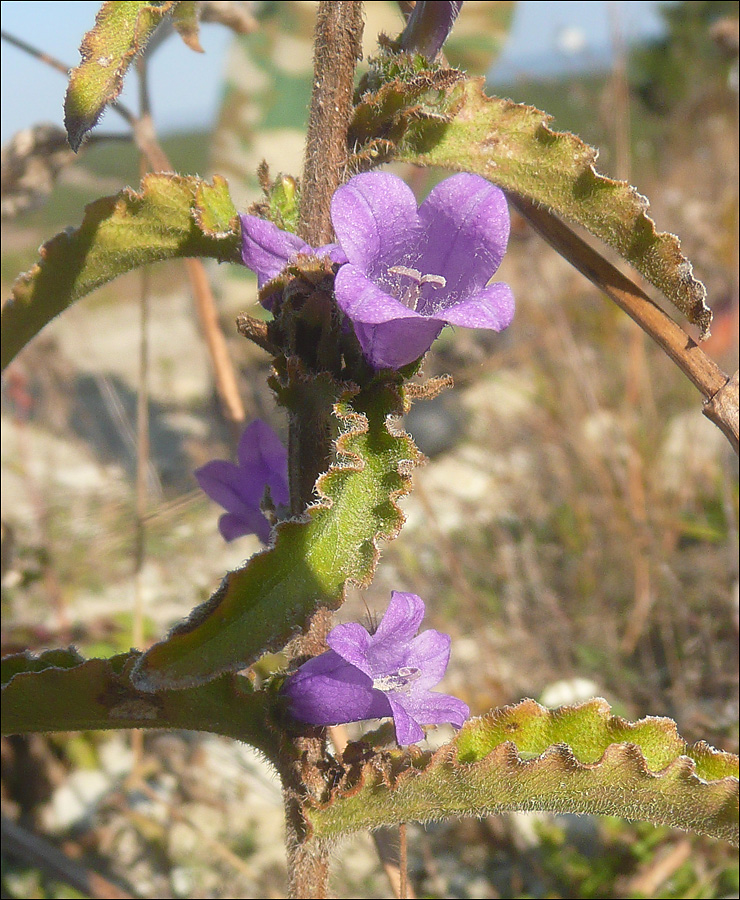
[286,4,364,896]
[287,384,336,515]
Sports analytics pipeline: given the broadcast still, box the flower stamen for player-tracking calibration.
[373,666,421,693]
[387,266,447,311]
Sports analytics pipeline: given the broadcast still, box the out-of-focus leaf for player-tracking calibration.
[351,74,711,336]
[172,0,203,52]
[64,0,179,150]
[1,649,276,755]
[307,699,739,845]
[1,173,240,370]
[200,0,258,35]
[1,125,77,219]
[132,379,423,690]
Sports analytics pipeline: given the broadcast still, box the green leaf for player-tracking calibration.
[1,174,241,370]
[1,649,276,756]
[307,699,739,845]
[351,75,712,336]
[132,378,423,690]
[64,1,180,150]
[1,647,86,684]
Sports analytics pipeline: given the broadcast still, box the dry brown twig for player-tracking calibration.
[1,815,133,900]
[509,195,739,454]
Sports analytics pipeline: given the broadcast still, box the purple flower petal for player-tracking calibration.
[404,629,451,689]
[239,214,310,288]
[236,419,290,508]
[218,510,270,544]
[334,266,421,325]
[331,173,421,275]
[352,317,445,370]
[417,173,511,299]
[194,459,261,513]
[436,282,515,331]
[285,650,391,725]
[195,419,289,544]
[327,622,373,673]
[373,591,427,647]
[395,691,470,730]
[385,695,426,745]
[283,590,468,745]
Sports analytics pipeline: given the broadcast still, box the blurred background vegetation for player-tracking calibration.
[1,1,738,897]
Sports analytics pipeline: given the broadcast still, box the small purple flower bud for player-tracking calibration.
[283,591,469,745]
[194,419,289,544]
[400,1,465,60]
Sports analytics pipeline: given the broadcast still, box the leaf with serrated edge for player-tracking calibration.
[354,76,711,336]
[1,649,276,757]
[307,699,739,845]
[64,1,179,150]
[1,174,240,370]
[1,648,85,685]
[132,380,423,691]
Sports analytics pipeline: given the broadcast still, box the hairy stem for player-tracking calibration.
[299,0,364,245]
[281,733,332,900]
[285,6,364,897]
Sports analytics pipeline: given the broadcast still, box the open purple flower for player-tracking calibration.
[194,419,289,544]
[283,591,469,745]
[239,172,513,369]
[400,1,464,60]
[239,214,346,308]
[330,171,514,369]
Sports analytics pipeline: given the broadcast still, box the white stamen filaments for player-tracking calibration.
[387,266,446,311]
[373,666,422,693]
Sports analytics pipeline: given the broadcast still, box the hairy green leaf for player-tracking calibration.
[64,1,179,150]
[351,75,711,336]
[1,649,276,756]
[132,378,423,690]
[1,174,240,370]
[1,647,86,684]
[308,699,739,844]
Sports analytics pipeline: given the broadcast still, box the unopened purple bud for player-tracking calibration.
[400,1,464,60]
